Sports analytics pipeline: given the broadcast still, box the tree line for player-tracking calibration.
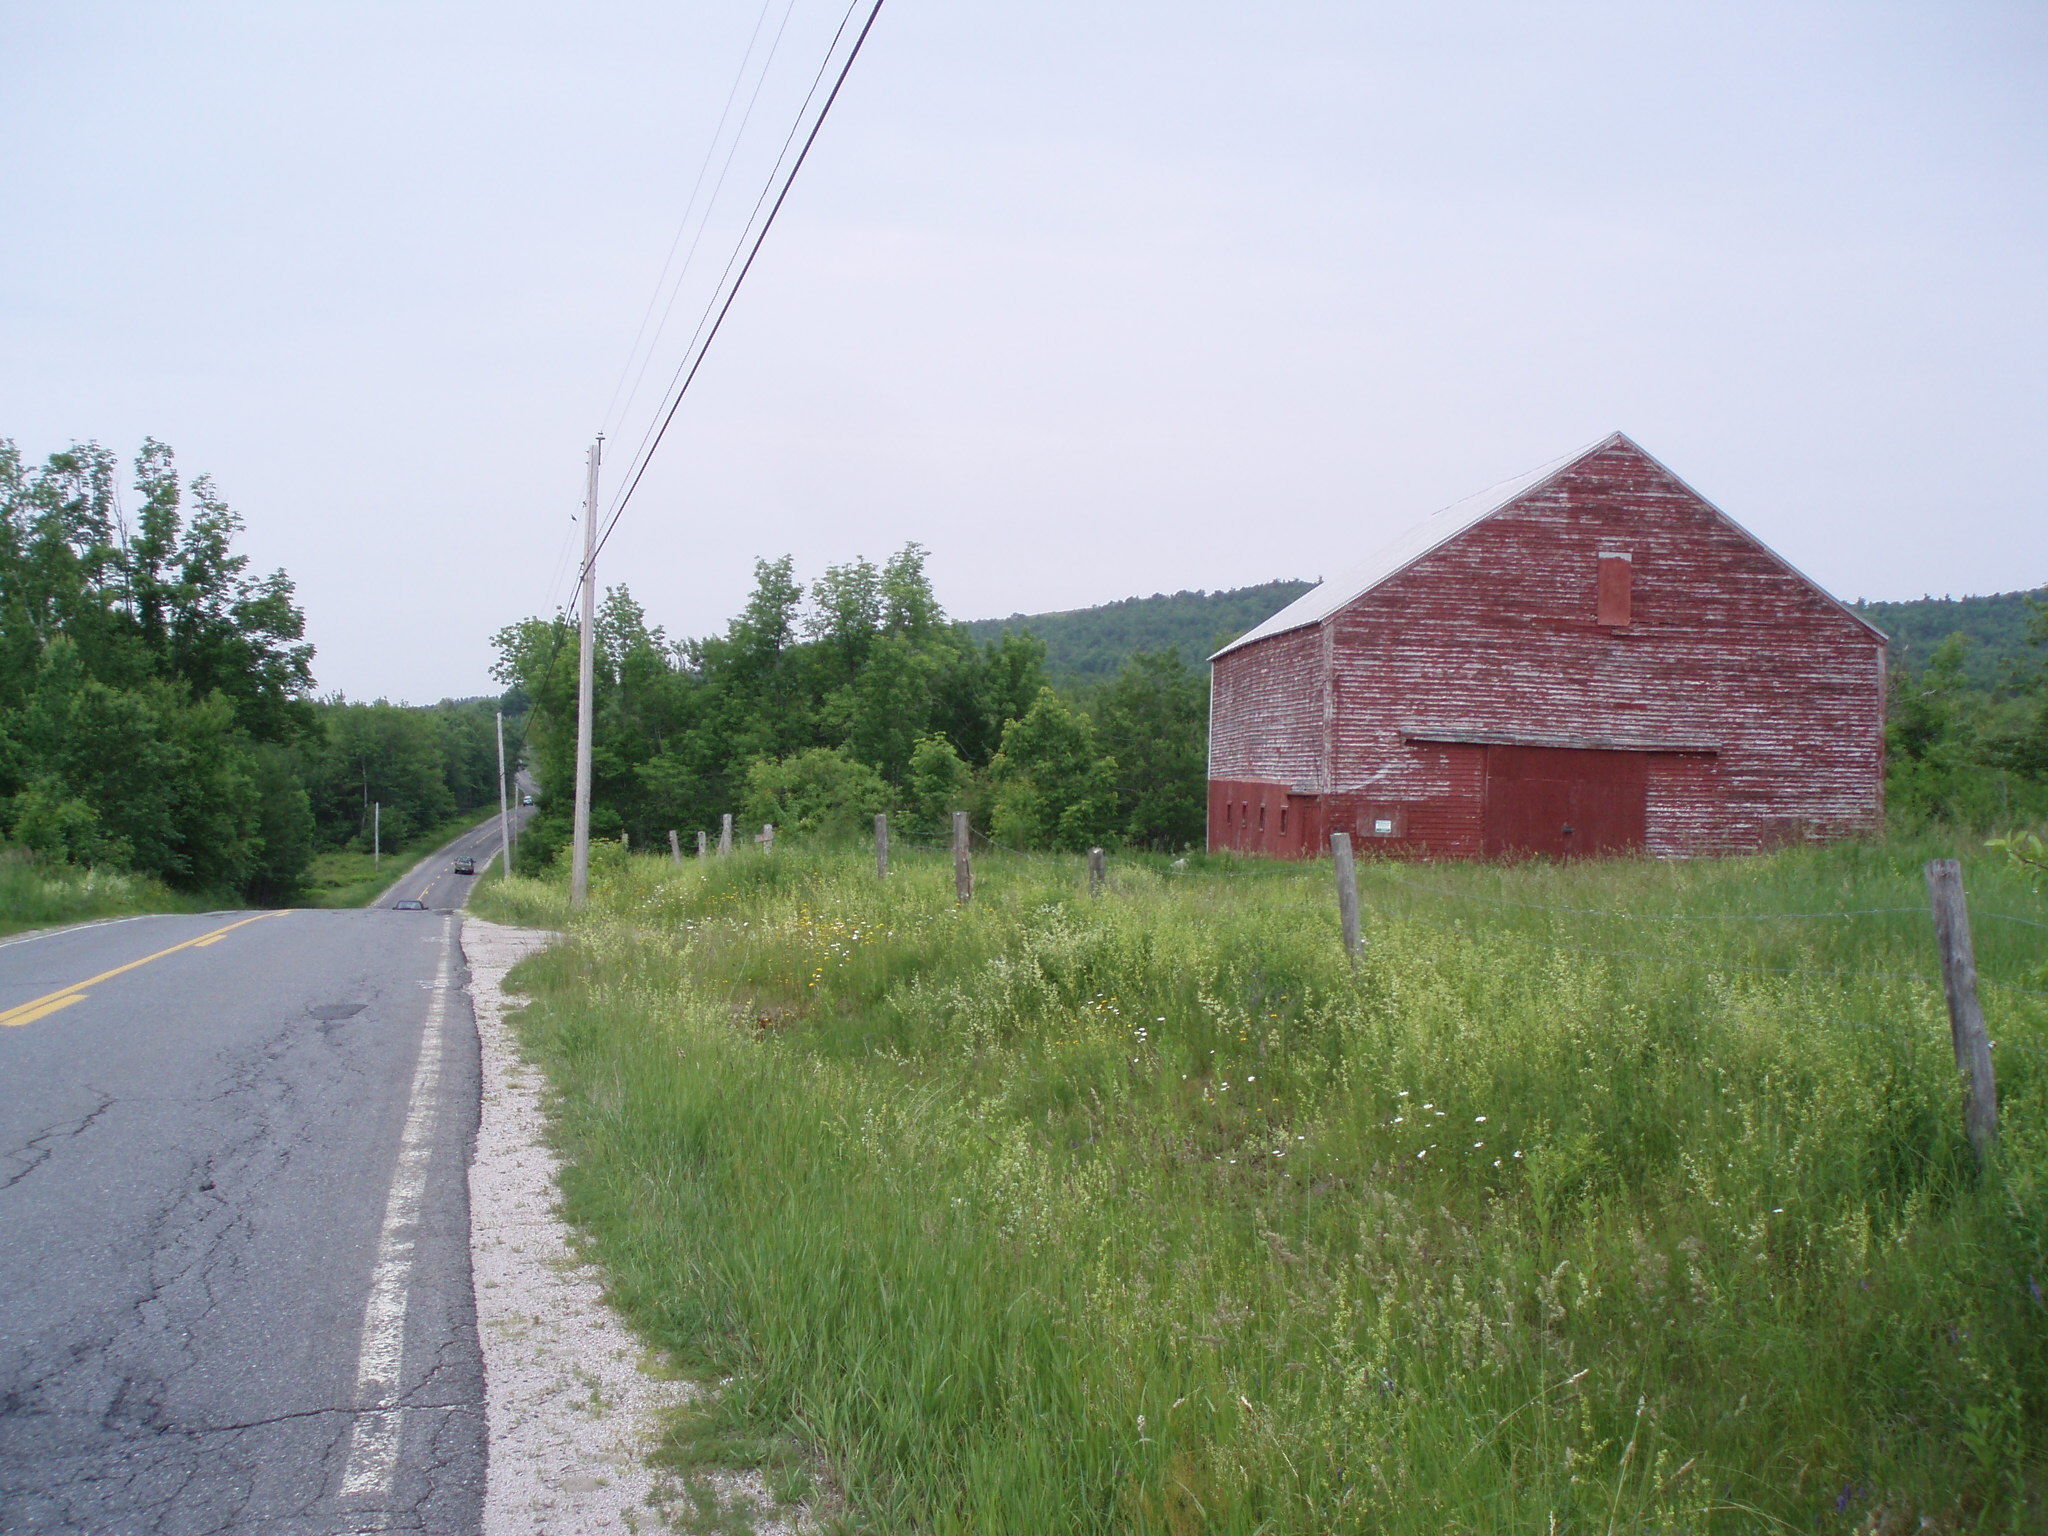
[491,544,1209,868]
[1885,605,2048,828]
[0,439,511,900]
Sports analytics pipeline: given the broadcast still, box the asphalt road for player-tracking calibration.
[0,810,529,1534]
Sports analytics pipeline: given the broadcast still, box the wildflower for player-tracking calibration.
[1474,1115,1486,1123]
[1246,1075,1255,1082]
[1473,1142,1483,1149]
[1416,1149,1427,1159]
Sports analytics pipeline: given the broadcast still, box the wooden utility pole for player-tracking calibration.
[569,435,603,909]
[875,813,888,878]
[373,801,380,871]
[953,811,972,905]
[1331,832,1362,962]
[1925,859,1999,1162]
[1088,847,1105,897]
[495,711,511,878]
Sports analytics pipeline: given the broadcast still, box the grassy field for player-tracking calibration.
[475,835,2047,1534]
[0,847,218,937]
[295,805,500,907]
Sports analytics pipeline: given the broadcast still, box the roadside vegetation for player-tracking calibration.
[0,847,215,938]
[475,834,2046,1533]
[1,437,520,920]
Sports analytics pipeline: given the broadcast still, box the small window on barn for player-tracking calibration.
[1598,551,1633,627]
[1258,803,1267,832]
[1279,805,1289,834]
[1225,802,1234,827]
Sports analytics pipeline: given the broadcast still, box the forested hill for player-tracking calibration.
[961,579,2043,688]
[1851,588,2045,689]
[962,579,1313,680]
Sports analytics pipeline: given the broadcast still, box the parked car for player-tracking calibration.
[452,858,475,875]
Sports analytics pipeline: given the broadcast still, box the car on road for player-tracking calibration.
[452,857,475,875]
[521,793,533,805]
[393,899,427,910]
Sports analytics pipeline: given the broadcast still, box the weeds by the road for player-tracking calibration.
[478,836,2047,1533]
[0,845,216,936]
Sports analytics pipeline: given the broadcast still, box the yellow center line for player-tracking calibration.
[0,911,285,1027]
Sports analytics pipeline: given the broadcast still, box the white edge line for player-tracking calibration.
[337,919,453,1510]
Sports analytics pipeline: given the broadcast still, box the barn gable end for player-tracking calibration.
[1208,435,1887,860]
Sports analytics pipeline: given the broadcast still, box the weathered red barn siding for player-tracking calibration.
[1208,436,1885,859]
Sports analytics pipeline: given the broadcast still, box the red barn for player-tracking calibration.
[1207,434,1886,860]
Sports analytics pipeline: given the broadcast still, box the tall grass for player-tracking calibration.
[478,836,2047,1533]
[0,845,216,936]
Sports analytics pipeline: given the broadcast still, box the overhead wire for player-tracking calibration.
[600,0,799,440]
[586,0,887,585]
[504,0,888,839]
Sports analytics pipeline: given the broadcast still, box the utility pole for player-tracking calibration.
[570,436,603,908]
[373,801,381,871]
[495,710,512,880]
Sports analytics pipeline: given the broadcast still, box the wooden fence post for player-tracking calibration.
[667,829,681,865]
[760,823,775,855]
[953,811,973,906]
[696,830,708,860]
[876,813,889,878]
[1330,832,1363,963]
[1088,846,1105,897]
[1924,858,1999,1162]
[620,831,629,851]
[719,814,733,856]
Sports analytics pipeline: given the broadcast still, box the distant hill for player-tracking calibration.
[963,580,2044,690]
[1850,588,2044,690]
[963,579,1313,681]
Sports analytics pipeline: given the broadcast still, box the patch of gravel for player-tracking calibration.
[464,916,806,1535]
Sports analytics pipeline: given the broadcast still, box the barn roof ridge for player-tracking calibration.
[1211,432,1885,658]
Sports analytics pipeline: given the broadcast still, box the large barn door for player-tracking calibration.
[1482,745,1647,859]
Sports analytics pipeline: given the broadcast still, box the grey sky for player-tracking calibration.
[5,1,2044,704]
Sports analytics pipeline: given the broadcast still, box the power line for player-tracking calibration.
[600,0,799,440]
[585,0,888,585]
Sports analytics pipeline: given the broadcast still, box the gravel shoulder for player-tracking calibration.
[464,916,806,1535]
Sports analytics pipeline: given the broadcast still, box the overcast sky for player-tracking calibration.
[6,1,2044,703]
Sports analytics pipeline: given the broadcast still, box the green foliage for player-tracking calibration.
[739,748,893,840]
[989,687,1119,850]
[904,732,975,838]
[492,549,1220,861]
[0,438,318,900]
[1092,648,1208,849]
[0,846,212,937]
[485,836,2047,1535]
[962,578,1313,682]
[1886,620,2048,830]
[492,544,1056,852]
[1855,588,2048,691]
